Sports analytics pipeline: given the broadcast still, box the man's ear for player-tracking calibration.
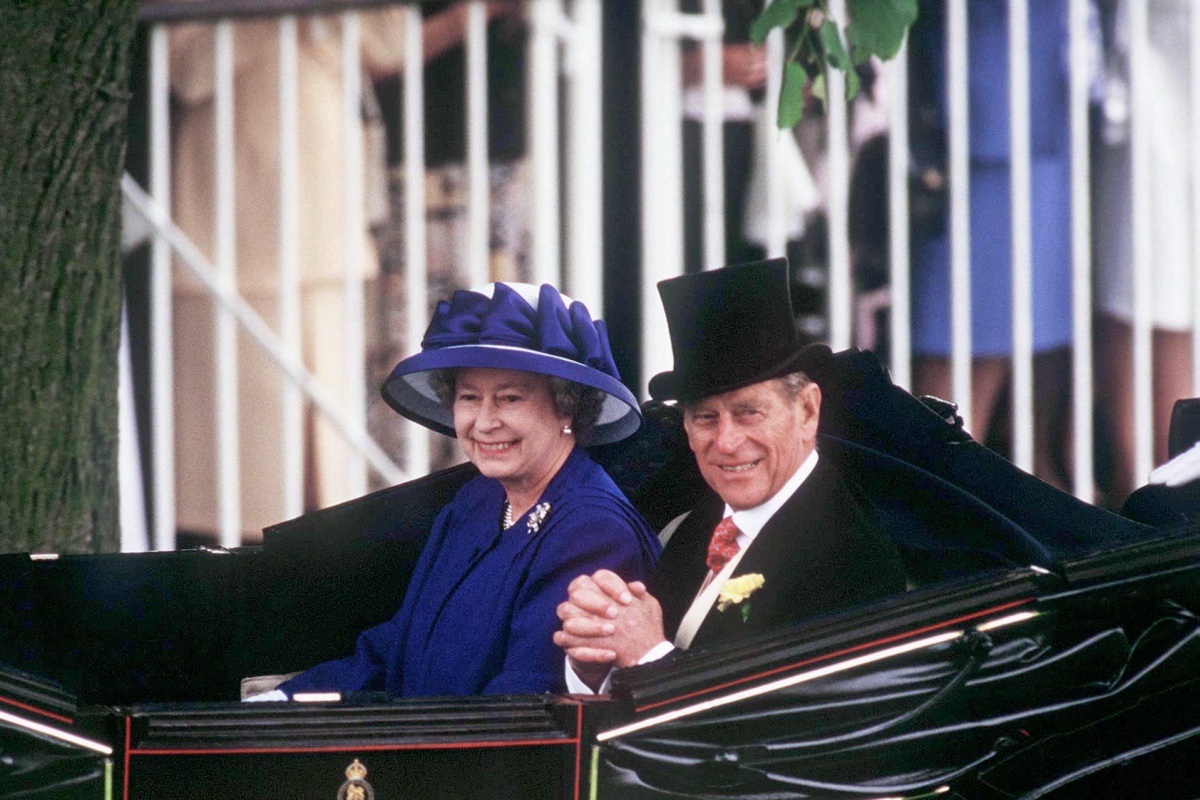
[800,382,821,436]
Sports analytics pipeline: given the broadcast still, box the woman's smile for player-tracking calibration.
[452,367,575,511]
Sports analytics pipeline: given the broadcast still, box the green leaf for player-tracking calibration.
[749,0,808,45]
[844,62,861,101]
[847,0,919,62]
[777,61,807,127]
[817,19,851,70]
[810,71,826,103]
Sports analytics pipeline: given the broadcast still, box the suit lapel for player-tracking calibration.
[654,496,723,640]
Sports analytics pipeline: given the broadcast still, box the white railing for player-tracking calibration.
[122,0,603,549]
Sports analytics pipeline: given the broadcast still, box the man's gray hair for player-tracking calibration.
[775,371,813,401]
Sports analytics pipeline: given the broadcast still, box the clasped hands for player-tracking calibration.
[554,569,667,690]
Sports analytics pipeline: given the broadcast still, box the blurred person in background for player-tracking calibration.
[1092,0,1195,506]
[169,5,499,541]
[907,0,1075,489]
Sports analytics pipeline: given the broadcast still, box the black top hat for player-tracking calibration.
[647,258,831,403]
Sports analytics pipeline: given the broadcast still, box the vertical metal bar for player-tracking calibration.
[1069,0,1094,501]
[641,0,666,393]
[700,0,725,271]
[1009,0,1034,473]
[341,11,369,498]
[466,0,491,288]
[825,0,852,351]
[403,5,431,475]
[1192,1,1200,397]
[566,0,605,311]
[947,0,973,432]
[764,27,786,259]
[528,0,562,286]
[888,42,913,391]
[149,24,176,550]
[120,305,150,552]
[640,0,686,395]
[278,16,304,520]
[1129,0,1153,480]
[214,20,242,547]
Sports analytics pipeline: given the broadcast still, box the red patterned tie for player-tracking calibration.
[706,517,742,573]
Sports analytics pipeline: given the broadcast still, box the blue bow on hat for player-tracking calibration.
[383,283,640,446]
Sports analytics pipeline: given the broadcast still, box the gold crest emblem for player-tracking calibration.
[337,759,375,800]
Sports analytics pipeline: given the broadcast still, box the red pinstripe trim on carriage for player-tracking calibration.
[126,736,578,757]
[0,693,72,725]
[576,700,585,800]
[123,716,132,800]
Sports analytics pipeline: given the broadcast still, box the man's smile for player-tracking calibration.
[717,459,761,473]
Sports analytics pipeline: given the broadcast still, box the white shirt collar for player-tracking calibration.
[725,449,819,541]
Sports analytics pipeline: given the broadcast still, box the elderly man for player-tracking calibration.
[556,259,906,691]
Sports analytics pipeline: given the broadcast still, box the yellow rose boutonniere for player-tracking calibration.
[717,573,765,622]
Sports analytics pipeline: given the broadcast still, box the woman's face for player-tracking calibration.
[452,367,574,494]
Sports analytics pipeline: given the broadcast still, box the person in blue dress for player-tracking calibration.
[909,0,1074,488]
[262,282,661,698]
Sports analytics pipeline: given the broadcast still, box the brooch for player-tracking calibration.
[526,502,552,534]
[717,573,765,622]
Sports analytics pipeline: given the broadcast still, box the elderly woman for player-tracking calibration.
[268,282,659,698]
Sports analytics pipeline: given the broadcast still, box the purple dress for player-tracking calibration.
[911,0,1074,357]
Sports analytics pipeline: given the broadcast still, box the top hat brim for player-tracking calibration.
[382,344,643,446]
[648,342,833,403]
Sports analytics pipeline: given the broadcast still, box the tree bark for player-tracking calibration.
[0,0,138,553]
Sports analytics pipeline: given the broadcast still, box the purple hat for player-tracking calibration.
[382,283,641,445]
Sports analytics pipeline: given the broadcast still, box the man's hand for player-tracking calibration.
[554,570,668,671]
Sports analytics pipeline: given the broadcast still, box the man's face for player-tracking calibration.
[682,378,820,511]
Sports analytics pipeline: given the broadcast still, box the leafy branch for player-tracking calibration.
[750,0,918,128]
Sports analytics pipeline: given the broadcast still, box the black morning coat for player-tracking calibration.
[651,453,908,650]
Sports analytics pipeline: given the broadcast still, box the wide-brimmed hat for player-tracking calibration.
[382,282,641,445]
[648,258,831,403]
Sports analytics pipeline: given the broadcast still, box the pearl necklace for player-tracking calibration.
[502,500,552,533]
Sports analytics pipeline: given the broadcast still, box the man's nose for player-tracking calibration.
[713,417,742,452]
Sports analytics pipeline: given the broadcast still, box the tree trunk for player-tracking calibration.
[0,0,138,553]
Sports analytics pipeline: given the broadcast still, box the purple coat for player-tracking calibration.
[279,448,659,697]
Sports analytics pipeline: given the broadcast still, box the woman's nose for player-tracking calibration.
[475,399,501,430]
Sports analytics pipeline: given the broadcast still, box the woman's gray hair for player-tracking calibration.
[428,368,606,445]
